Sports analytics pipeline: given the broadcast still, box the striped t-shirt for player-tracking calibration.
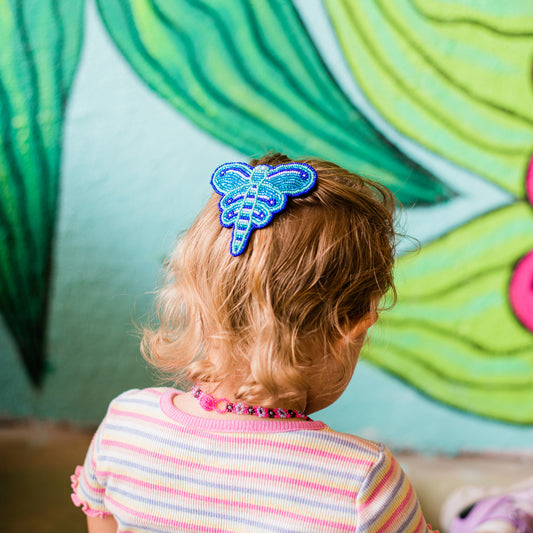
[71,388,435,532]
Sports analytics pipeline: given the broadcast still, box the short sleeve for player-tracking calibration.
[71,417,112,518]
[355,444,438,533]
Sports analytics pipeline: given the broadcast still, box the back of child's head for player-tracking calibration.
[142,153,397,409]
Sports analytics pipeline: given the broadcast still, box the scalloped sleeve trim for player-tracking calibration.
[70,465,111,519]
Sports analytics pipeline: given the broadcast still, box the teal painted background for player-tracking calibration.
[1,0,533,453]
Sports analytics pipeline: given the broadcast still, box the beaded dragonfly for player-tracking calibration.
[211,162,317,256]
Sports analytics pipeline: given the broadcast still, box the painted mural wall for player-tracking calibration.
[1,0,533,453]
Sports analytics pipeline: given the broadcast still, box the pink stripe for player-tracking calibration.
[83,484,105,495]
[375,484,414,533]
[71,466,109,518]
[108,407,374,466]
[106,495,231,533]
[358,460,395,510]
[414,512,426,533]
[143,388,164,396]
[76,465,105,494]
[101,439,357,498]
[71,493,111,519]
[98,471,354,530]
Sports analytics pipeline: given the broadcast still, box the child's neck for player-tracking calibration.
[172,381,308,420]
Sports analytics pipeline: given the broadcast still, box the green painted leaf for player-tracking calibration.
[95,0,454,206]
[0,0,85,386]
[365,202,533,423]
[325,0,533,196]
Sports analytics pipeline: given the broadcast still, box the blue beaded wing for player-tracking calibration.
[211,162,317,256]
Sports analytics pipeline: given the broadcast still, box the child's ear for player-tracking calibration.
[347,310,379,341]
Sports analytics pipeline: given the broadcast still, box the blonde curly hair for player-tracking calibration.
[142,153,397,411]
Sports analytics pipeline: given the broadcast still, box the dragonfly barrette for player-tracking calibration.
[211,162,317,256]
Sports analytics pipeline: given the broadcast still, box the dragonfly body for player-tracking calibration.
[211,162,317,256]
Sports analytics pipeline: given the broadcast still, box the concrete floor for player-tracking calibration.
[1,421,532,533]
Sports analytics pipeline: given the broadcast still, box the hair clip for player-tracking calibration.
[211,162,317,256]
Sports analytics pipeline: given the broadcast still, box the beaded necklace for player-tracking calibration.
[191,385,312,421]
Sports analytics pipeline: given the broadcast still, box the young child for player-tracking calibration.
[71,153,437,532]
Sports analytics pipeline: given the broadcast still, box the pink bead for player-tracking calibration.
[214,398,229,414]
[199,394,215,411]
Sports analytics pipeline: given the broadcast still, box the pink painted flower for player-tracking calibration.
[509,156,533,333]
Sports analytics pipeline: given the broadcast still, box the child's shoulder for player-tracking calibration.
[316,426,390,465]
[110,386,174,402]
[104,387,176,417]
